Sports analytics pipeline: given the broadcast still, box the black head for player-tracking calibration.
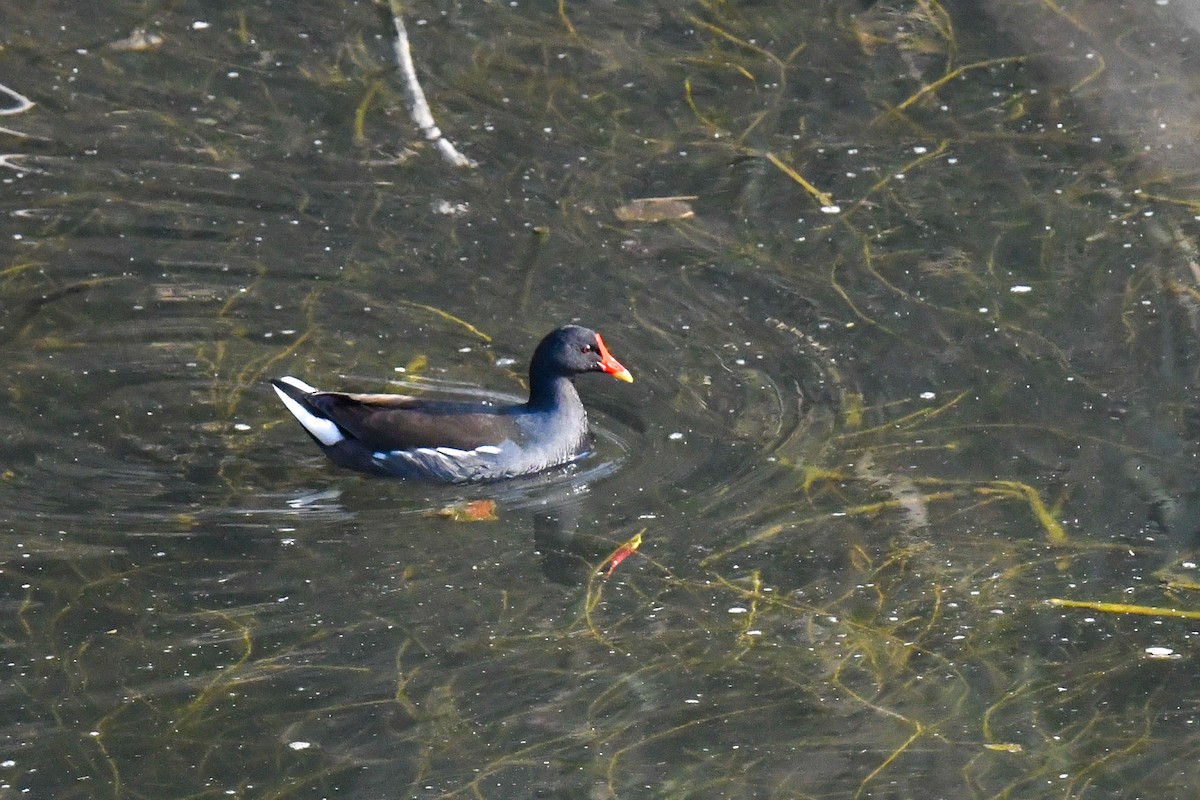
[530,325,633,383]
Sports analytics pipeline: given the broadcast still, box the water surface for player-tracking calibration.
[4,1,1200,797]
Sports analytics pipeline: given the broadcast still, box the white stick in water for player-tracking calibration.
[387,1,476,168]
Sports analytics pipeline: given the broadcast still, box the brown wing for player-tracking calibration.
[309,391,520,451]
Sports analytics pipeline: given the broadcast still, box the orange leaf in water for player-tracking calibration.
[600,530,644,577]
[425,499,498,522]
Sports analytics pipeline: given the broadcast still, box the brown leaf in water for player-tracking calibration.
[614,196,697,223]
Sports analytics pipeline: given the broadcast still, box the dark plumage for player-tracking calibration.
[271,325,633,482]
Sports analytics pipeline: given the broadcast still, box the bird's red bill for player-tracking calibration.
[595,333,633,383]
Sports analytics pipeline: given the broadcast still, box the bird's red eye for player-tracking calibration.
[580,344,593,353]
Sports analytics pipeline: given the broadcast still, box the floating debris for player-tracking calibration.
[1144,646,1178,659]
[424,499,498,522]
[599,529,643,577]
[109,28,165,52]
[614,196,697,223]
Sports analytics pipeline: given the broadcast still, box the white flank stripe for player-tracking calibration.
[474,445,502,455]
[273,383,344,446]
[435,446,470,458]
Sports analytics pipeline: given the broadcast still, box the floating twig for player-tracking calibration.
[397,300,492,342]
[976,480,1068,545]
[763,151,836,210]
[872,56,1026,125]
[384,0,476,168]
[1047,598,1200,620]
[557,0,577,37]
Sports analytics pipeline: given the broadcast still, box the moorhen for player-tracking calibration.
[271,325,633,482]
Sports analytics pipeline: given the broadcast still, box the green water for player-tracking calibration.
[3,1,1200,797]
